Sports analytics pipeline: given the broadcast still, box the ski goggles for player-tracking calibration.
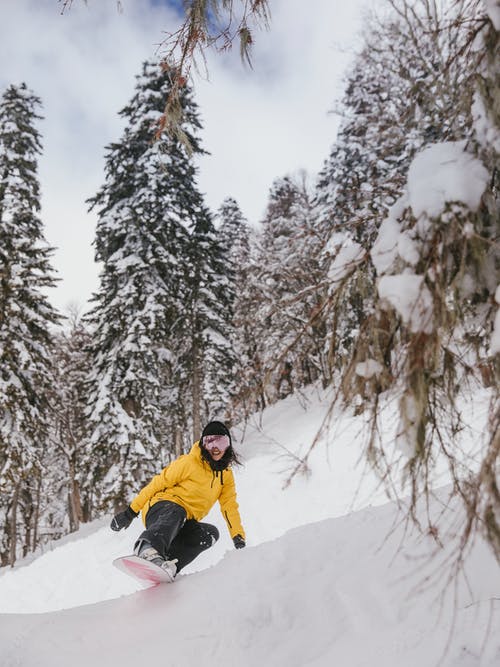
[202,434,230,452]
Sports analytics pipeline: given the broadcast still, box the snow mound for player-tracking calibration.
[407,141,488,218]
[0,494,498,667]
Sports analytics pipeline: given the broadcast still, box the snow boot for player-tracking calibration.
[160,558,178,582]
[134,539,164,568]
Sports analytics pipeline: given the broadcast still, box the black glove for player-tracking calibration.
[233,534,246,549]
[110,506,138,531]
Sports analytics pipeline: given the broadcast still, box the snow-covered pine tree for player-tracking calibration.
[466,0,500,561]
[355,0,500,563]
[49,308,94,533]
[315,0,473,248]
[217,197,251,266]
[293,0,499,564]
[215,197,259,418]
[0,83,60,565]
[174,199,238,441]
[85,61,205,511]
[310,0,477,392]
[253,174,326,405]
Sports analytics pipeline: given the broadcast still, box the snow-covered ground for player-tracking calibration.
[0,385,498,666]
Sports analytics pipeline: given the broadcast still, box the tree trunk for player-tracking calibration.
[175,425,182,457]
[23,486,33,558]
[9,484,20,567]
[192,345,201,442]
[68,460,82,532]
[32,476,41,552]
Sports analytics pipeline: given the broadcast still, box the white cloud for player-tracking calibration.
[0,0,365,312]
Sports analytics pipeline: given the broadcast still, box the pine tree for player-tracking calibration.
[85,61,214,510]
[217,197,251,265]
[49,308,94,532]
[0,83,60,564]
[250,174,326,406]
[293,0,500,565]
[315,1,473,249]
[174,201,238,441]
[466,0,500,562]
[215,197,256,418]
[309,0,478,390]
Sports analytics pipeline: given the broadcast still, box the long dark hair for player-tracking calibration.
[200,441,241,470]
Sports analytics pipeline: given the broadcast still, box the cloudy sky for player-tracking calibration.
[0,0,367,312]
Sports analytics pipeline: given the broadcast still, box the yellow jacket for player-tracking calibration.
[130,442,245,540]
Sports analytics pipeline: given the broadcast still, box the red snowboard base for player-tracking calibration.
[113,555,175,586]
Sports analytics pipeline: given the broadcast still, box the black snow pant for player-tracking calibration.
[134,500,219,573]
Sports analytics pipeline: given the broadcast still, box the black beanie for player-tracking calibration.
[201,420,231,442]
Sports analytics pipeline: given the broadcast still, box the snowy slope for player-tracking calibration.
[1,497,499,667]
[0,386,498,666]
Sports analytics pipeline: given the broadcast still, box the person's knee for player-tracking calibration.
[191,522,219,550]
[204,524,219,546]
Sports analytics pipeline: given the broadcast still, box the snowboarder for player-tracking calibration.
[110,420,246,581]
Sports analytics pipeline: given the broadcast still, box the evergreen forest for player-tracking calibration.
[0,0,498,567]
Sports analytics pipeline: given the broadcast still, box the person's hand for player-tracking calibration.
[110,506,138,531]
[233,534,246,549]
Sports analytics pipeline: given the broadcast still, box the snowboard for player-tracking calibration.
[113,555,175,586]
